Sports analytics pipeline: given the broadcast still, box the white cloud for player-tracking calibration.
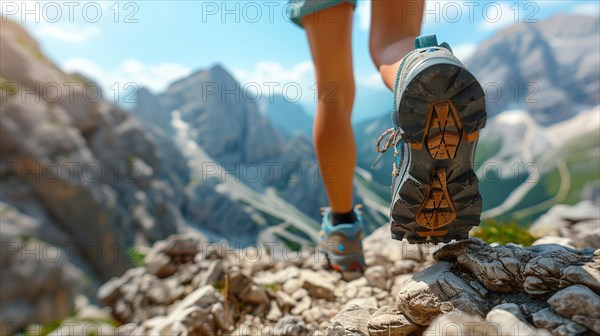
[32,24,101,43]
[356,0,371,30]
[62,58,105,81]
[572,3,600,16]
[235,61,313,84]
[452,43,477,63]
[61,58,191,94]
[233,61,316,103]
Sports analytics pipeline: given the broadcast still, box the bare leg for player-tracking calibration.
[303,3,356,214]
[369,0,424,90]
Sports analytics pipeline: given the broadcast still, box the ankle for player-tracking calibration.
[330,210,357,225]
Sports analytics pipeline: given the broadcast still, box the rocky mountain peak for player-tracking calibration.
[134,64,286,169]
[466,14,599,125]
[162,63,237,107]
[541,14,599,37]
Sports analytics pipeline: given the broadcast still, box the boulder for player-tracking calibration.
[396,261,489,325]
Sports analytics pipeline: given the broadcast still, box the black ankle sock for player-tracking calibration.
[331,210,357,226]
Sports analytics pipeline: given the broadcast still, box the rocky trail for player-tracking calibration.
[39,221,599,336]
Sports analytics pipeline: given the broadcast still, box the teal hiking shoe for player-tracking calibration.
[319,207,366,272]
[376,35,487,244]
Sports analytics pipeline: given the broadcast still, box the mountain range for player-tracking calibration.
[0,13,599,331]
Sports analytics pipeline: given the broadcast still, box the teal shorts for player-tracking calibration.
[289,0,357,28]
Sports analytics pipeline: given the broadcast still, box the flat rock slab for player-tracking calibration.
[434,238,532,293]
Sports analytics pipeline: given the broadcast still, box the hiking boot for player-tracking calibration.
[319,207,366,271]
[376,35,487,244]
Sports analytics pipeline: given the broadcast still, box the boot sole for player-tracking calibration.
[391,63,487,244]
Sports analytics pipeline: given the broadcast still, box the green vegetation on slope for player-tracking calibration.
[471,218,535,246]
[18,315,119,336]
[479,172,529,211]
[506,129,600,224]
[126,245,146,267]
[474,134,503,164]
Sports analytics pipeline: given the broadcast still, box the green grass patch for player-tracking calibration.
[126,246,146,267]
[19,234,33,244]
[471,217,535,246]
[261,283,281,292]
[20,316,119,336]
[20,319,65,336]
[126,155,138,164]
[212,279,225,293]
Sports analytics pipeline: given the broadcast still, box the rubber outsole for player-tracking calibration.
[391,63,486,244]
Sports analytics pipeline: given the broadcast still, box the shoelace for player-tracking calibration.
[371,128,405,176]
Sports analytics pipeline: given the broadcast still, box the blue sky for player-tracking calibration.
[2,0,598,121]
